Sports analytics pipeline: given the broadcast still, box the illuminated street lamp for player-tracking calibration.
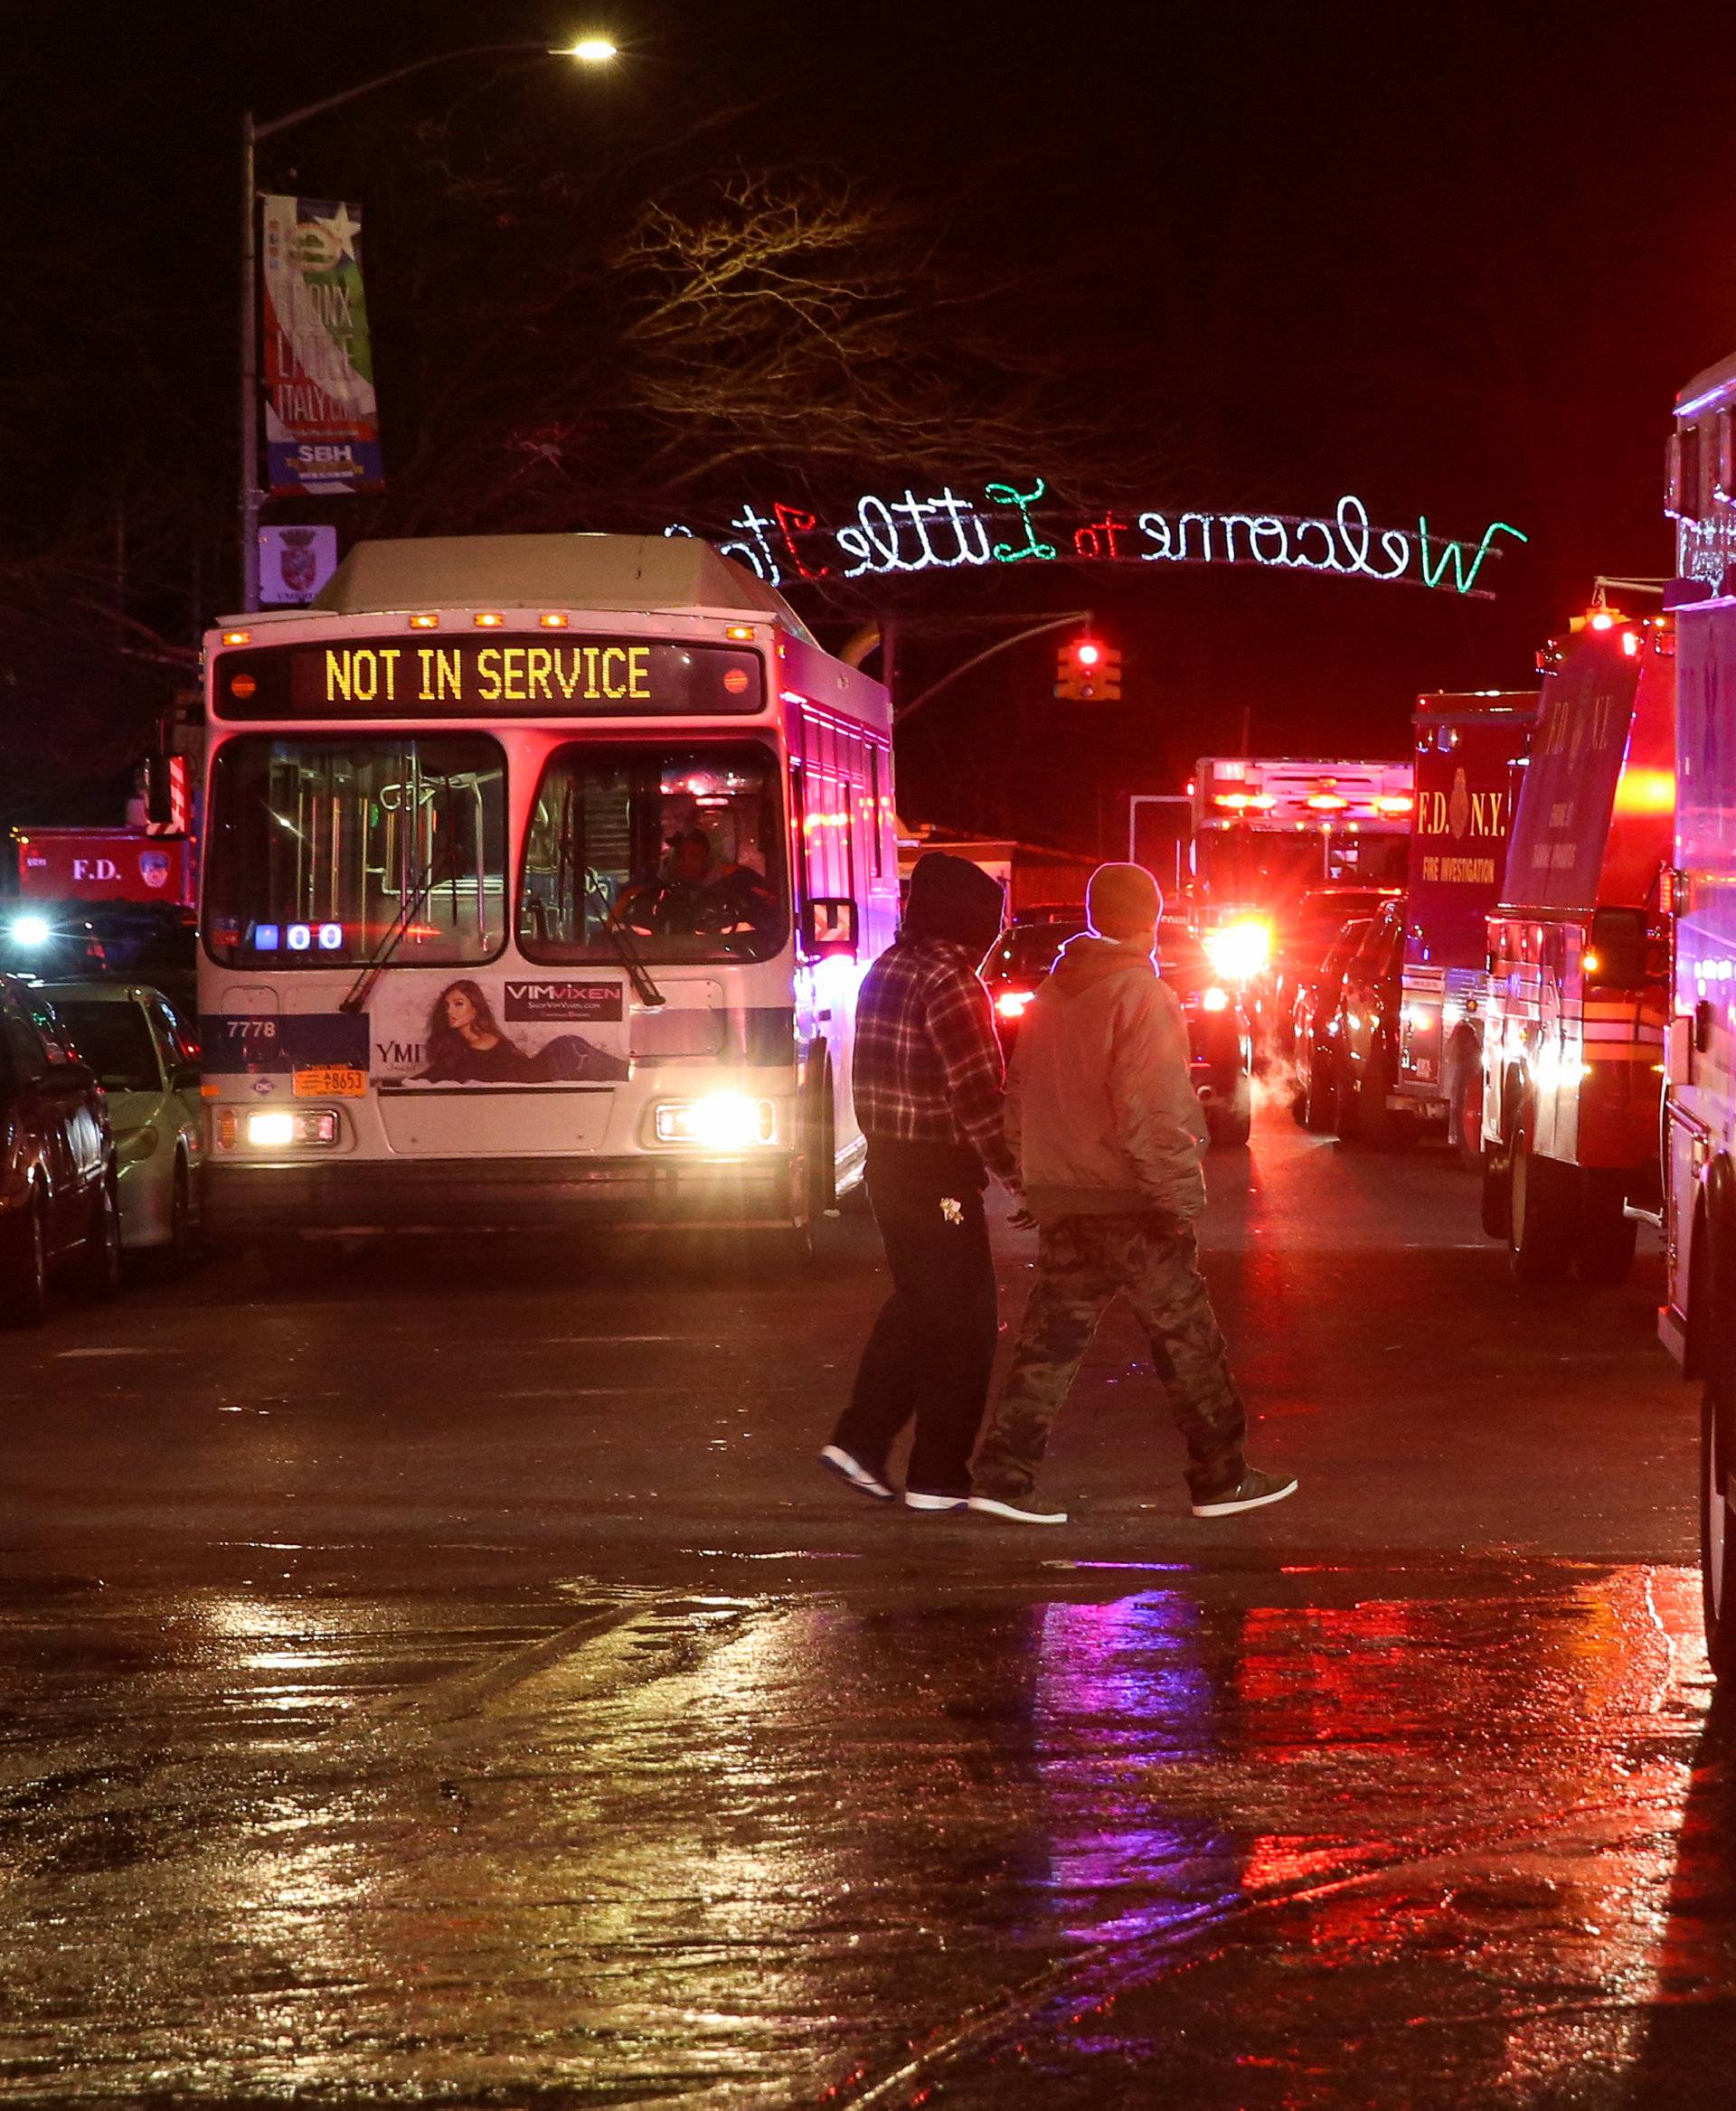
[239,36,617,609]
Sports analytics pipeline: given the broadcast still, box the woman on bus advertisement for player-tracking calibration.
[406,978,628,1087]
[420,981,538,1084]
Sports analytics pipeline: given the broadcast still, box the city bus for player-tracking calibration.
[197,533,897,1250]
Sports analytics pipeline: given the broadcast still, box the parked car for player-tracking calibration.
[1289,916,1371,1131]
[1325,899,1409,1145]
[981,916,1254,1145]
[0,975,121,1324]
[39,981,203,1270]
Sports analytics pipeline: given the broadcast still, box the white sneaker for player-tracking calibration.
[967,1494,1070,1526]
[1190,1468,1298,1518]
[903,1490,968,1512]
[819,1444,895,1502]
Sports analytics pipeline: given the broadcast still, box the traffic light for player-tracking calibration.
[1569,602,1628,635]
[1054,636,1122,702]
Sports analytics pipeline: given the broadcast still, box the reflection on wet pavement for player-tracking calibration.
[2,1560,1731,2106]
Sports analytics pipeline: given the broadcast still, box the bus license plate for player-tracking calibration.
[294,1065,367,1098]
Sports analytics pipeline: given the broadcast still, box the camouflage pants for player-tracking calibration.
[974,1211,1247,1503]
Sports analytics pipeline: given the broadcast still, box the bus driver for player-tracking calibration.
[617,827,778,948]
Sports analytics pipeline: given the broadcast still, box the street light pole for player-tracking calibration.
[236,37,617,612]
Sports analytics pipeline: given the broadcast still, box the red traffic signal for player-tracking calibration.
[1054,636,1122,702]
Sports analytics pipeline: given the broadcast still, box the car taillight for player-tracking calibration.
[995,989,1036,1020]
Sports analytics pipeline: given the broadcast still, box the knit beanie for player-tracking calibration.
[1086,862,1163,942]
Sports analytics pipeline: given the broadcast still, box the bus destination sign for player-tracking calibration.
[212,635,764,721]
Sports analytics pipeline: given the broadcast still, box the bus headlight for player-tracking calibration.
[218,1107,340,1150]
[653,1094,778,1148]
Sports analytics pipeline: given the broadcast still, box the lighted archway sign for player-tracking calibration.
[665,479,1526,596]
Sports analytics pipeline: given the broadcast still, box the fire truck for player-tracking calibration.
[1396,693,1538,1168]
[1186,756,1413,986]
[9,827,195,910]
[1479,614,1674,1285]
[1658,346,1736,1672]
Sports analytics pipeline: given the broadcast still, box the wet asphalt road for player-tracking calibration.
[3,1099,1730,2107]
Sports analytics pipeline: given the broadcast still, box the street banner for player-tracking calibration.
[261,194,384,498]
[259,523,339,605]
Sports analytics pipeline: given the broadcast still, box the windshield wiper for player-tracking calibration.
[585,869,665,1009]
[339,845,466,1015]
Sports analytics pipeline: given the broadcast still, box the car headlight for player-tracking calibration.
[652,1094,778,1148]
[115,1123,161,1164]
[217,1107,340,1150]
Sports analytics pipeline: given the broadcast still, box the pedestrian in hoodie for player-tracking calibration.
[822,851,1018,1513]
[970,862,1297,1525]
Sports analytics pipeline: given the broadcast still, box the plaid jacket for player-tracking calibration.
[851,938,1016,1183]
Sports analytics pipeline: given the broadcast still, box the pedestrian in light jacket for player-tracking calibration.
[822,851,1016,1513]
[970,862,1297,1525]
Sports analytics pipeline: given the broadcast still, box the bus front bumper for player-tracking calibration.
[205,1151,804,1239]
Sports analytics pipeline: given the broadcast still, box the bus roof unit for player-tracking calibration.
[227,533,808,633]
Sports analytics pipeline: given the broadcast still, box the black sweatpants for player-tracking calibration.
[830,1151,998,1499]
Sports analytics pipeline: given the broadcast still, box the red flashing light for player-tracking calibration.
[1589,609,1617,632]
[1054,635,1120,699]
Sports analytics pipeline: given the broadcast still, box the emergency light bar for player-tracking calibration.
[1195,755,1415,830]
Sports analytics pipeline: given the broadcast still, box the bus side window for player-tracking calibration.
[867,746,885,879]
[789,765,811,910]
[842,768,858,904]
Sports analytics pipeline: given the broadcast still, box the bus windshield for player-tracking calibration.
[204,734,508,968]
[519,741,787,966]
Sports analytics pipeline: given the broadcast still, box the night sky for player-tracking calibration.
[5,0,1731,844]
